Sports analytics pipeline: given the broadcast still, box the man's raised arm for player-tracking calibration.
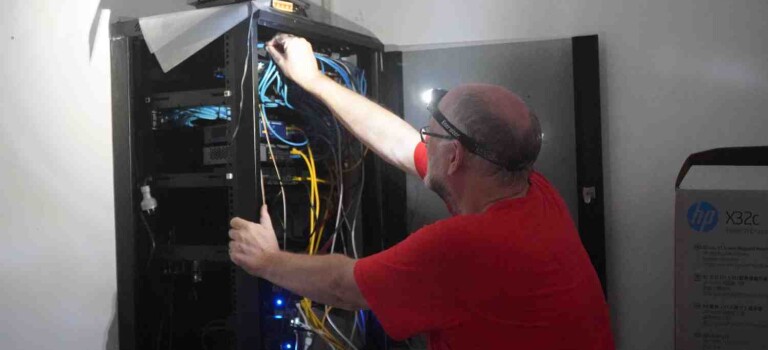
[266,34,421,177]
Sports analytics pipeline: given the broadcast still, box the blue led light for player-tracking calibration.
[282,342,292,349]
[274,315,283,319]
[275,298,284,307]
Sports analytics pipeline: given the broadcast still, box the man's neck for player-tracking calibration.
[451,178,530,215]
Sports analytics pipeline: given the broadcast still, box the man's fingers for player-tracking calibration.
[230,217,251,229]
[228,229,239,241]
[229,250,242,265]
[266,35,277,47]
[265,42,280,58]
[260,204,273,229]
[266,33,304,59]
[270,33,291,46]
[266,33,290,54]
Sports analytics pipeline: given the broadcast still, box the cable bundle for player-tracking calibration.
[257,49,368,349]
[159,105,230,128]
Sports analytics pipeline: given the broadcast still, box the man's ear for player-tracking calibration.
[447,140,464,175]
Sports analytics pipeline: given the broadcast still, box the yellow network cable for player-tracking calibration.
[309,147,321,219]
[308,147,322,253]
[291,150,312,238]
[260,86,346,349]
[291,146,344,348]
[292,176,328,184]
[291,147,322,254]
[307,146,338,328]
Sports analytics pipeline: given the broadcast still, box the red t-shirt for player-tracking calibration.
[353,143,614,349]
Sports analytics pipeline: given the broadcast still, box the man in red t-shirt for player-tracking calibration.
[228,34,614,349]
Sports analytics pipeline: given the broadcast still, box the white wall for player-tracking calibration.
[320,0,768,349]
[3,1,766,349]
[0,1,196,349]
[0,1,116,349]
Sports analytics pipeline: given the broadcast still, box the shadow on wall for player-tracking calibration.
[88,0,107,60]
[90,1,117,347]
[90,1,118,347]
[105,292,118,350]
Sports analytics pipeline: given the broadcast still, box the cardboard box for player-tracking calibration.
[675,147,768,350]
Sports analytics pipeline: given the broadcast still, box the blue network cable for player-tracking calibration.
[359,71,367,95]
[166,105,231,127]
[314,55,353,90]
[259,105,308,147]
[256,46,367,147]
[257,60,308,146]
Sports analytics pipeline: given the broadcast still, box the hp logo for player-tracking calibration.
[687,201,719,232]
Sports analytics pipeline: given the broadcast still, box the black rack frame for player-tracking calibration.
[111,7,393,350]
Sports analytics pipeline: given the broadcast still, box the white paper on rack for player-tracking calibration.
[138,2,254,72]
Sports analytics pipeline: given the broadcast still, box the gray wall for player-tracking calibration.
[400,39,578,232]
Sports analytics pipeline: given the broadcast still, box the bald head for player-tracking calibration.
[437,84,542,179]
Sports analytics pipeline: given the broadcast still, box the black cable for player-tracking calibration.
[264,47,370,259]
[139,212,157,270]
[200,320,229,350]
[322,122,346,252]
[167,275,175,350]
[155,304,165,350]
[229,6,254,142]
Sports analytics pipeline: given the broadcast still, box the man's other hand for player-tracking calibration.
[266,33,324,87]
[229,205,279,276]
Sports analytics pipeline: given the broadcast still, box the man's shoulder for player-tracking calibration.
[405,212,499,252]
[415,212,485,235]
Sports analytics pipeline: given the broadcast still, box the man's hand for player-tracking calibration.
[229,205,279,277]
[266,33,325,88]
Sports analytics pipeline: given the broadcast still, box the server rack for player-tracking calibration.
[111,3,396,349]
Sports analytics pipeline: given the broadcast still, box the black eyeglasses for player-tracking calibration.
[424,88,527,172]
[419,126,454,143]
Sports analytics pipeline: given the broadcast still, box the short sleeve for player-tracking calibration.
[353,218,469,340]
[413,142,428,179]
